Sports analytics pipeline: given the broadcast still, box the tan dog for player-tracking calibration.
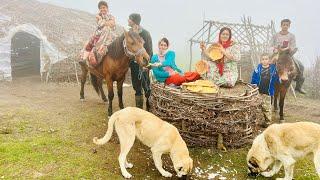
[247,122,320,180]
[93,107,193,178]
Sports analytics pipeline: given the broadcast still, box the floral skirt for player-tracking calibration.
[206,61,238,87]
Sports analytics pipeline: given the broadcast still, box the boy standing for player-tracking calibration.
[251,53,279,123]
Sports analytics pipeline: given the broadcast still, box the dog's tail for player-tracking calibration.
[93,113,118,145]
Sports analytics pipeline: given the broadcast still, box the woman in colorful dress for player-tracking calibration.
[151,38,200,86]
[200,27,241,87]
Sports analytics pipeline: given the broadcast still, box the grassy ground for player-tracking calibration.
[1,80,320,179]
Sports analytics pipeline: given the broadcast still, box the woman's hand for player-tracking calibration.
[219,46,234,60]
[150,62,162,67]
[169,71,178,76]
[219,47,227,55]
[200,42,206,51]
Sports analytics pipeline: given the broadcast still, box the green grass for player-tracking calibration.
[0,99,319,179]
[189,147,319,179]
[0,134,120,179]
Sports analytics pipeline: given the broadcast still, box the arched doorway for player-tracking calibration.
[11,31,41,80]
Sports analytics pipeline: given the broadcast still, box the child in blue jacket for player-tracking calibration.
[251,53,279,123]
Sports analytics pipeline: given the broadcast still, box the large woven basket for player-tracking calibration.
[150,81,265,148]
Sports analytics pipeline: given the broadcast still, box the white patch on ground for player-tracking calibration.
[194,162,240,179]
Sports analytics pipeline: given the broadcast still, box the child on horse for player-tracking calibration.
[251,53,279,124]
[80,1,116,66]
[271,19,306,94]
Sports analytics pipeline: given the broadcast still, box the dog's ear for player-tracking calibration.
[249,157,259,168]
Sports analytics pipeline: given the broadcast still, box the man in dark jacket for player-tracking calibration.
[128,13,153,110]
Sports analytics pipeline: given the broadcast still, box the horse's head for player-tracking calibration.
[276,48,297,82]
[124,30,150,67]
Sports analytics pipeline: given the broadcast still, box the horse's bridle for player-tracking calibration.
[123,40,146,59]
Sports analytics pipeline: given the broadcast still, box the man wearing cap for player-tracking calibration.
[128,13,153,110]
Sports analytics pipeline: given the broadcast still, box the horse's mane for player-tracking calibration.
[277,49,297,78]
[106,31,143,60]
[278,50,292,62]
[277,50,294,68]
[107,34,125,60]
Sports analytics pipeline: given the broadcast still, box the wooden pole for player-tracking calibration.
[207,22,212,44]
[290,84,297,100]
[189,41,193,71]
[73,58,79,85]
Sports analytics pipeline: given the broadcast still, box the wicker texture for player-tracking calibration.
[150,82,265,148]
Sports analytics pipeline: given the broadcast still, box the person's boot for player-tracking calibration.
[295,77,306,94]
[135,95,143,109]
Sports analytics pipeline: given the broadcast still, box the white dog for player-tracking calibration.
[247,122,320,180]
[93,107,193,178]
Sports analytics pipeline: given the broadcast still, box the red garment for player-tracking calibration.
[165,72,200,86]
[85,35,101,51]
[184,72,201,82]
[165,74,186,86]
[88,51,97,66]
[217,32,233,76]
[216,61,224,76]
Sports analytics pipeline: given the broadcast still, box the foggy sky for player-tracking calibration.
[37,0,320,68]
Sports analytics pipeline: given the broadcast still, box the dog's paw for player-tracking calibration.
[125,162,133,169]
[122,172,132,179]
[161,171,172,178]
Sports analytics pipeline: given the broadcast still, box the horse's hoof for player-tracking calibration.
[80,98,85,102]
[279,115,285,123]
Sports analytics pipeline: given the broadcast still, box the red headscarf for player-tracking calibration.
[217,27,233,76]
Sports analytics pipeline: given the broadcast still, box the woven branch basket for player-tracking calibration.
[150,81,265,148]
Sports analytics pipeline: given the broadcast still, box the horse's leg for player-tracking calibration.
[273,83,279,112]
[117,78,125,109]
[79,63,88,101]
[98,80,107,103]
[279,84,288,121]
[106,77,114,117]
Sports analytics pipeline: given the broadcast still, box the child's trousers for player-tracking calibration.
[261,94,272,123]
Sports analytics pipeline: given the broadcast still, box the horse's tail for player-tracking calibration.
[92,111,119,145]
[90,73,100,96]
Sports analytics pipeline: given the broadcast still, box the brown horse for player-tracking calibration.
[273,48,297,121]
[79,66,107,102]
[79,30,150,116]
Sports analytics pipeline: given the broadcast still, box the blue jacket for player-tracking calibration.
[251,63,279,96]
[151,51,183,82]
